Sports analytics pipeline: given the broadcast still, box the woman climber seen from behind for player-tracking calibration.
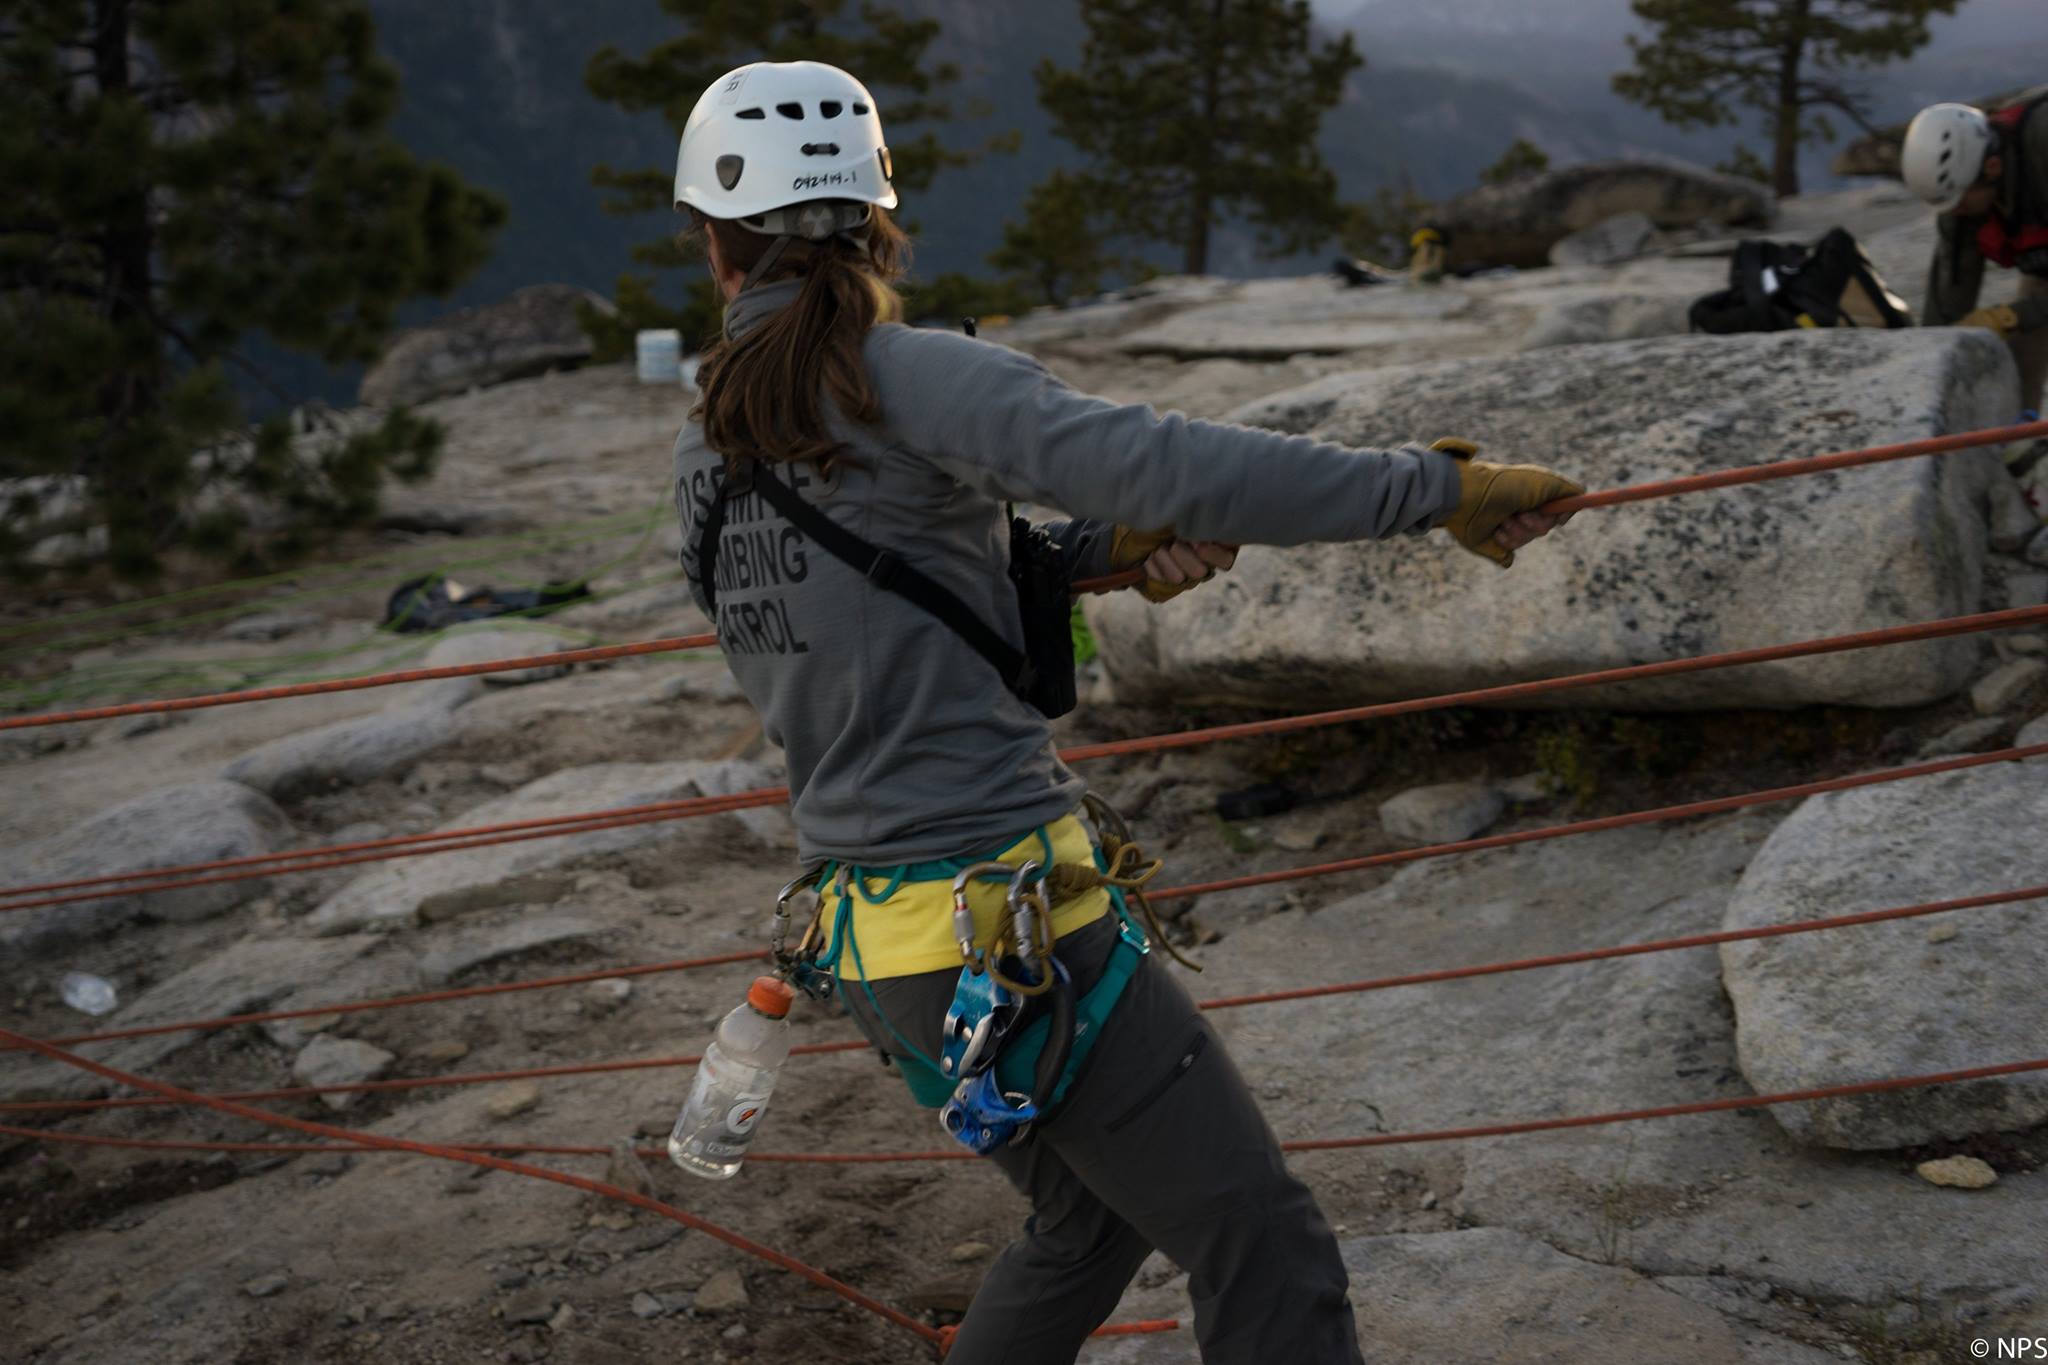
[669,60,1580,1365]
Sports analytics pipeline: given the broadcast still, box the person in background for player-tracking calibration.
[1902,96,2048,412]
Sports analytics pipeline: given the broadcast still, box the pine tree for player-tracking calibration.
[584,0,981,352]
[987,172,1119,308]
[1481,138,1552,186]
[1613,0,1961,198]
[0,0,504,580]
[1035,0,1361,277]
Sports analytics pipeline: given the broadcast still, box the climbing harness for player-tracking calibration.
[762,795,1188,1152]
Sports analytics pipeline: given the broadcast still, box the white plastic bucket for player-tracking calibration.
[635,329,681,385]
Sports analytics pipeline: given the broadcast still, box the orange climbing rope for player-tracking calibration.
[9,879,2039,1114]
[3,417,2040,735]
[0,1026,950,1349]
[15,743,2041,1056]
[13,742,2038,1058]
[11,1058,2048,1167]
[7,602,2043,917]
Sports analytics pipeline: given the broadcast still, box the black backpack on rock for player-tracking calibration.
[1689,227,1914,335]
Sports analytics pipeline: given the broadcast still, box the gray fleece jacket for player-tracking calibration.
[673,280,1462,864]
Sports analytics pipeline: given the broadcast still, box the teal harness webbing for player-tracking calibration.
[814,835,1147,1110]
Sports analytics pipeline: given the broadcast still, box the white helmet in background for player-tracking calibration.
[675,61,896,248]
[1901,103,1995,211]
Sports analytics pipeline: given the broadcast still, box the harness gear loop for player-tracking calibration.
[1079,793,1202,974]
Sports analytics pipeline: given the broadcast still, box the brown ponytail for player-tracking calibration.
[687,208,910,474]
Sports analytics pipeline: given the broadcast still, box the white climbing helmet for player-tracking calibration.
[1901,102,1995,211]
[674,60,898,238]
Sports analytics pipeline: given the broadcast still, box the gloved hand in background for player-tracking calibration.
[1958,304,2022,337]
[1431,438,1584,568]
[1109,526,1239,602]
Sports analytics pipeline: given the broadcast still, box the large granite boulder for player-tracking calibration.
[1719,758,2048,1150]
[1086,328,2013,712]
[1435,157,1774,269]
[0,779,294,950]
[359,284,615,408]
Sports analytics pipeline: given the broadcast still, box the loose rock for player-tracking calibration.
[582,978,633,1014]
[243,1273,290,1299]
[1380,781,1505,846]
[630,1291,666,1319]
[502,1290,557,1326]
[1971,658,2046,715]
[1547,210,1657,268]
[0,780,295,949]
[1916,716,2006,757]
[948,1241,993,1263]
[485,1082,543,1121]
[1915,1156,1998,1190]
[693,1269,749,1314]
[291,1037,396,1112]
[1988,470,2042,552]
[223,703,462,801]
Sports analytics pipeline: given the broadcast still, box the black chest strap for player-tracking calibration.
[695,459,1034,694]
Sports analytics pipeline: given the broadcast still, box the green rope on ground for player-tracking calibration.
[0,506,663,661]
[0,571,687,712]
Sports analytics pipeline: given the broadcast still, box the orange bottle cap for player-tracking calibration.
[747,976,795,1018]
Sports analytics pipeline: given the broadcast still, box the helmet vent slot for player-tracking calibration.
[852,101,870,115]
[776,102,804,120]
[715,155,744,191]
[820,101,843,119]
[736,107,765,120]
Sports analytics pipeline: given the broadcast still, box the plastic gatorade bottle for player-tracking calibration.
[667,976,796,1179]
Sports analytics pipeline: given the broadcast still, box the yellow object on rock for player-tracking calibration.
[1958,304,2022,337]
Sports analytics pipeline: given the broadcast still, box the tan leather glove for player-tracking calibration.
[1432,437,1585,569]
[1958,304,2022,337]
[1109,525,1205,603]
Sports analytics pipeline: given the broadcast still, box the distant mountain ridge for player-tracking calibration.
[278,0,2043,407]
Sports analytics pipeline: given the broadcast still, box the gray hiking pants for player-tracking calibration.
[844,914,1364,1365]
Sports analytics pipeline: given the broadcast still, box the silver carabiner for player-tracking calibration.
[950,861,1016,967]
[770,866,824,961]
[1006,860,1045,967]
